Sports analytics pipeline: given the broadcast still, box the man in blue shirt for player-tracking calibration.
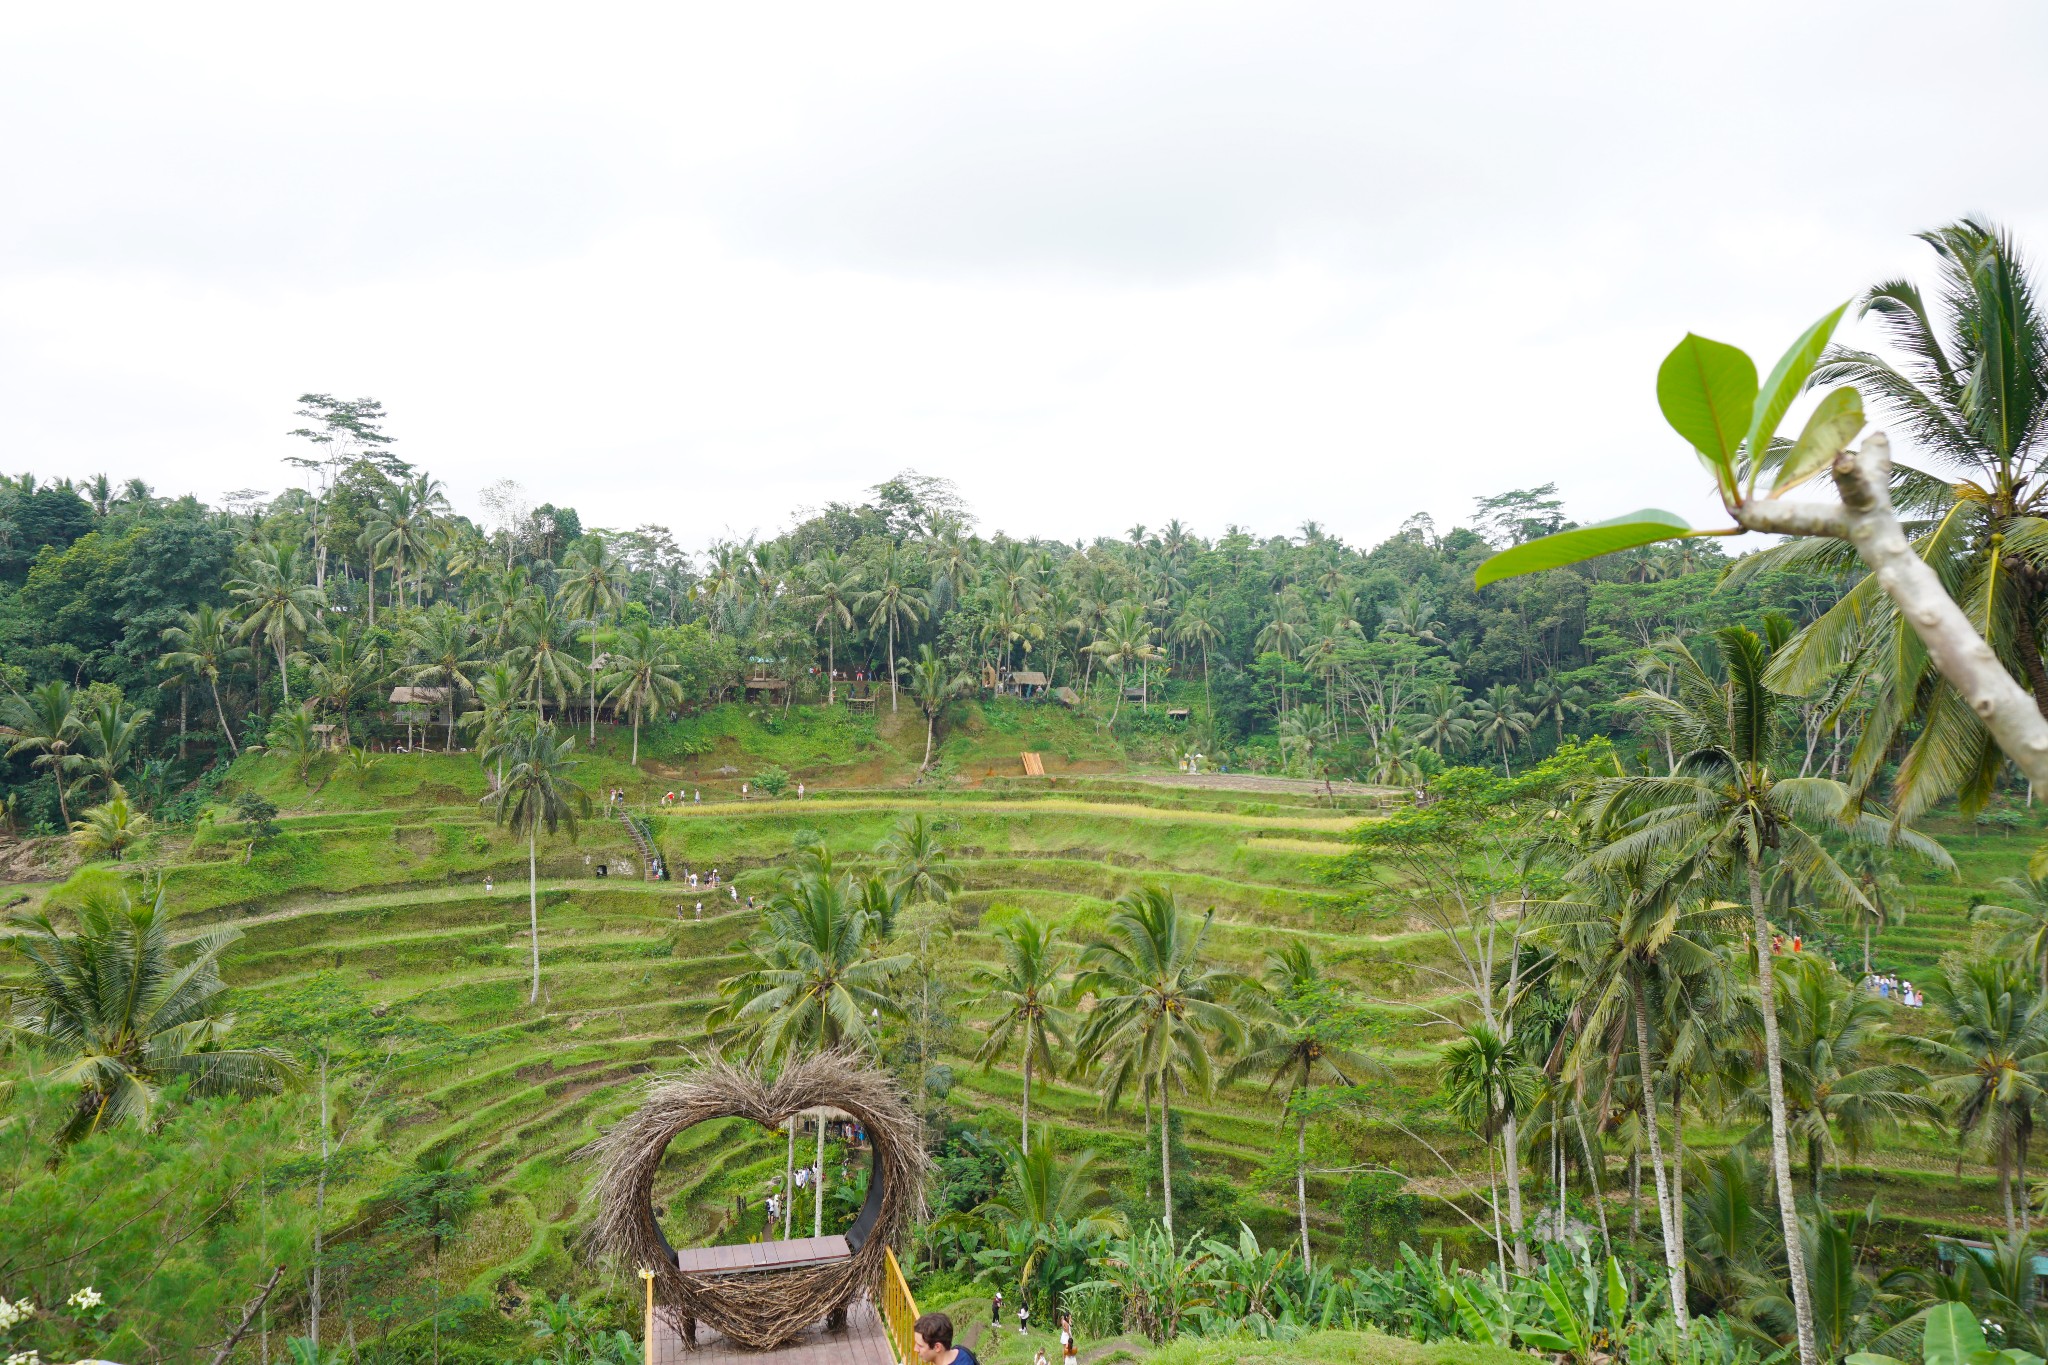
[913,1312,978,1365]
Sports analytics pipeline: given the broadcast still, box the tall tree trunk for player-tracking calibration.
[631,714,640,767]
[1633,975,1690,1332]
[1748,861,1815,1365]
[1672,1088,1689,1310]
[1297,1114,1312,1272]
[178,684,189,760]
[277,639,291,702]
[1021,1017,1033,1155]
[923,712,935,770]
[1575,1106,1613,1259]
[2000,1132,2016,1236]
[827,632,836,705]
[784,1119,797,1240]
[1501,1111,1528,1272]
[528,828,541,1004]
[1159,1086,1174,1236]
[211,679,240,756]
[814,1110,826,1237]
[887,619,898,713]
[1486,1135,1508,1290]
[588,642,599,741]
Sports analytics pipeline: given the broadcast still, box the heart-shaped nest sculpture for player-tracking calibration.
[585,1050,929,1350]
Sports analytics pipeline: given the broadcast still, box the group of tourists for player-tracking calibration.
[659,789,701,805]
[1865,972,1924,1008]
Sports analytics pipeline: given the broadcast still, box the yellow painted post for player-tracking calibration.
[639,1267,655,1365]
[880,1246,921,1364]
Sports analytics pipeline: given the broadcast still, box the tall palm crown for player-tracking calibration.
[898,647,969,770]
[559,536,629,739]
[972,916,1076,1153]
[1973,870,2048,995]
[1903,958,2048,1236]
[712,870,910,1065]
[859,544,927,713]
[9,882,297,1145]
[1089,601,1161,723]
[509,593,585,714]
[1761,219,2048,822]
[77,697,149,800]
[794,550,862,703]
[362,475,450,612]
[599,621,684,765]
[1073,886,1245,1234]
[1,680,86,824]
[227,542,326,701]
[483,725,590,1004]
[405,603,481,751]
[880,812,960,905]
[160,602,249,756]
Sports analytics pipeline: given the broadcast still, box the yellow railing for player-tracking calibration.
[880,1246,921,1364]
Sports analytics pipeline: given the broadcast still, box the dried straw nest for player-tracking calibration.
[584,1050,929,1350]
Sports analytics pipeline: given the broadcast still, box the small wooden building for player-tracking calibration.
[742,677,788,702]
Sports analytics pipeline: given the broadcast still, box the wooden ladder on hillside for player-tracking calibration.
[1019,752,1045,777]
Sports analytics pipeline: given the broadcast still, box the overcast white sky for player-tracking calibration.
[3,3,2045,554]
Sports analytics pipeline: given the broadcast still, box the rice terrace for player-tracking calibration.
[5,8,2048,1365]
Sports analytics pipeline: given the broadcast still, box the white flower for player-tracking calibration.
[0,1298,30,1330]
[66,1286,102,1312]
[5,1349,38,1365]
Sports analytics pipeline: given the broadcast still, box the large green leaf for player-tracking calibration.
[1474,510,1695,587]
[1771,385,1866,494]
[1921,1302,1984,1365]
[1658,333,1757,494]
[1745,302,1851,484]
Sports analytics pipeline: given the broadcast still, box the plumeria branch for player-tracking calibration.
[1734,432,2048,790]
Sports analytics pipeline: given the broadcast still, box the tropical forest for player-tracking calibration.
[4,221,2048,1365]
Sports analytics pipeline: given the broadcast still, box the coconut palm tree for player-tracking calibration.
[1528,676,1589,747]
[711,868,910,1235]
[559,536,628,739]
[898,645,968,771]
[1441,1021,1538,1288]
[8,880,297,1145]
[160,602,248,756]
[1470,683,1537,776]
[1225,941,1386,1270]
[794,551,862,704]
[1253,610,1306,718]
[228,542,326,703]
[75,697,148,802]
[1838,841,1914,978]
[599,622,685,765]
[267,707,321,783]
[458,662,525,791]
[967,1128,1127,1299]
[1089,602,1161,724]
[1072,886,1246,1235]
[362,475,450,615]
[1584,624,1950,1365]
[1,680,85,825]
[306,619,385,747]
[1974,871,2048,996]
[1757,220,2048,823]
[509,593,585,718]
[879,812,959,905]
[859,545,926,713]
[1172,600,1223,718]
[70,794,150,861]
[405,603,480,751]
[972,916,1076,1154]
[483,725,591,1004]
[1759,954,1940,1199]
[1533,861,1742,1327]
[1416,682,1475,758]
[1903,958,2048,1236]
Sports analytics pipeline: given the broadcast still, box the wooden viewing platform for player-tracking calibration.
[671,1234,851,1276]
[647,1292,895,1365]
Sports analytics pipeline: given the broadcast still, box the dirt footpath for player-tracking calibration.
[1123,771,1408,798]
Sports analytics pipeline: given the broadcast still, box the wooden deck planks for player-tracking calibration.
[647,1293,895,1365]
[670,1234,852,1276]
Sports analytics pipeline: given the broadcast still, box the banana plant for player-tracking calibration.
[1849,1302,2045,1365]
[1514,1251,1632,1365]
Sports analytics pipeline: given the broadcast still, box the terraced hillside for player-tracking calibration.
[2,704,2032,1326]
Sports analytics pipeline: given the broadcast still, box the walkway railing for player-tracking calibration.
[879,1246,920,1365]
